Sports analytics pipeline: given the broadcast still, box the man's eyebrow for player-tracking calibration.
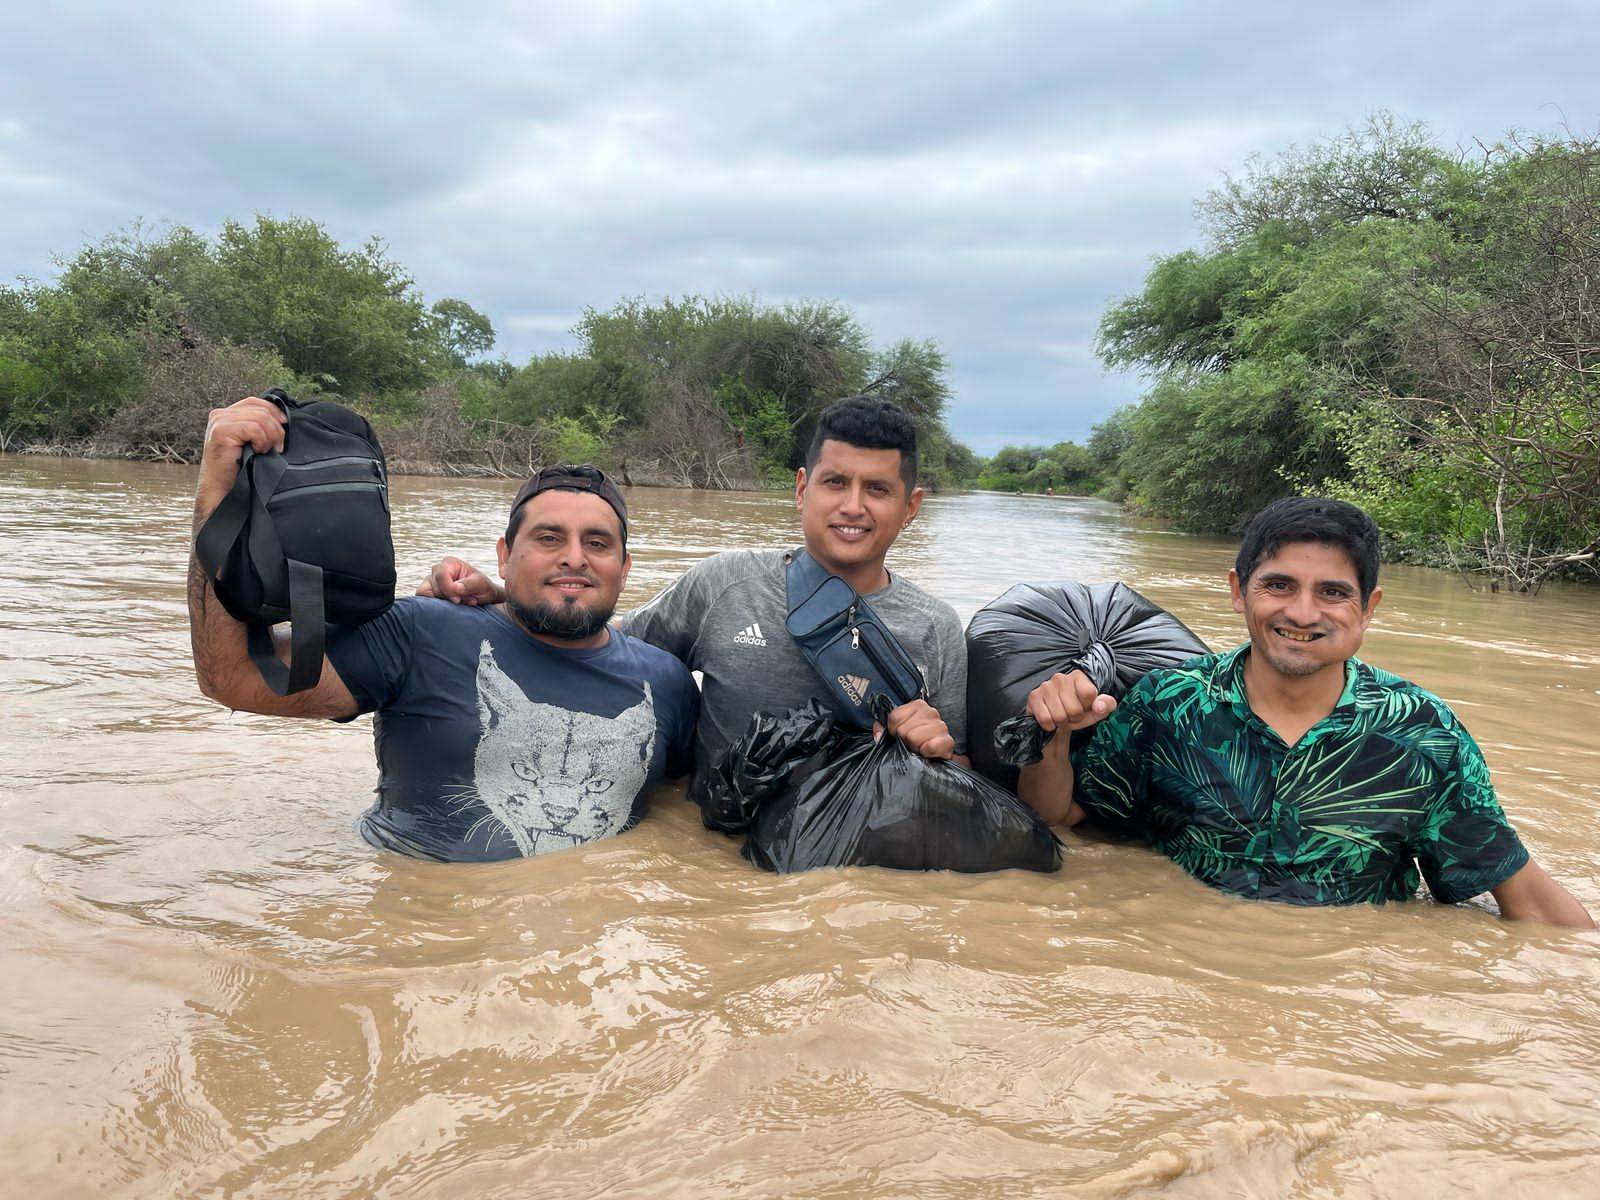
[529,521,618,540]
[824,469,896,487]
[1255,570,1357,591]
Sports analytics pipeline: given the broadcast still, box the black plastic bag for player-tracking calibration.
[712,701,1062,874]
[697,702,857,834]
[965,581,1209,783]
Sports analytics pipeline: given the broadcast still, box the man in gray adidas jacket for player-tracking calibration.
[423,396,968,810]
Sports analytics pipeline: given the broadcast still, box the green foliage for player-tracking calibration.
[0,279,148,441]
[1120,359,1343,533]
[978,438,1102,494]
[2,222,976,489]
[1,216,495,451]
[543,294,965,489]
[200,217,475,394]
[715,377,793,478]
[1094,116,1600,585]
[919,423,983,490]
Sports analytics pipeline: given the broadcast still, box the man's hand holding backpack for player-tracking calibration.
[197,396,286,503]
[192,389,395,697]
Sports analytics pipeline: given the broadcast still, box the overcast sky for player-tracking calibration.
[3,2,1597,453]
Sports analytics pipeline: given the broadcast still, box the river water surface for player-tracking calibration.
[3,457,1599,1198]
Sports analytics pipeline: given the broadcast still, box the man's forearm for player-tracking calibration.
[1017,735,1084,827]
[1491,860,1596,929]
[188,475,248,703]
[186,465,357,720]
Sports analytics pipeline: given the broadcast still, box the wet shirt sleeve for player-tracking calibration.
[1414,721,1530,903]
[324,599,421,715]
[618,560,715,666]
[1069,680,1152,833]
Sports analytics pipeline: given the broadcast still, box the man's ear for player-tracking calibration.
[1361,586,1383,628]
[1228,568,1245,614]
[903,485,925,525]
[794,466,808,510]
[496,535,510,580]
[620,550,632,591]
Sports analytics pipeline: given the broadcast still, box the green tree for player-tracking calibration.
[201,217,463,394]
[1097,116,1600,586]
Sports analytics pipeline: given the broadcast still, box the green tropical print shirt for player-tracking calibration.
[1071,644,1529,906]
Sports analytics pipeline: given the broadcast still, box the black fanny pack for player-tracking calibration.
[784,548,925,729]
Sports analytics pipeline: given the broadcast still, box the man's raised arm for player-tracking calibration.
[188,398,358,721]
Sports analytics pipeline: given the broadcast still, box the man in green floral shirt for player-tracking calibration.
[1018,497,1593,927]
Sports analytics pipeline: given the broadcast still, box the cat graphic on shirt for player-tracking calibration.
[465,640,656,856]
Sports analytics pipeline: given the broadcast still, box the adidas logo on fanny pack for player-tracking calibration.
[837,673,871,706]
[733,622,768,647]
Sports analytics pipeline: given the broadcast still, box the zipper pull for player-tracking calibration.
[851,626,860,649]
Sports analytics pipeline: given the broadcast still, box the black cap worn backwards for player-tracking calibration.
[509,464,629,545]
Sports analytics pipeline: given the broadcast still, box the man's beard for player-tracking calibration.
[1258,636,1330,677]
[1261,648,1325,676]
[507,595,616,640]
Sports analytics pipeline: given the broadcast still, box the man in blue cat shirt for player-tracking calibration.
[187,396,699,862]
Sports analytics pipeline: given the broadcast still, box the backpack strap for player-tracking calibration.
[245,558,327,696]
[194,447,327,696]
[783,544,832,612]
[193,393,294,583]
[194,447,260,590]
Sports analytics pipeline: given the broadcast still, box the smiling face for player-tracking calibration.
[795,439,923,588]
[496,489,630,645]
[1230,540,1382,680]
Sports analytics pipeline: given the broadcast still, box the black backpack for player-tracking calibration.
[195,388,396,695]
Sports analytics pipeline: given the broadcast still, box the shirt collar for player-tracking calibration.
[1214,643,1370,737]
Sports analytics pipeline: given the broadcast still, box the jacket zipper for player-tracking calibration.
[267,480,387,503]
[851,622,923,702]
[283,456,383,472]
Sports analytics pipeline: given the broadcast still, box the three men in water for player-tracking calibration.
[1016,497,1594,928]
[422,395,970,813]
[187,396,698,861]
[189,393,1591,928]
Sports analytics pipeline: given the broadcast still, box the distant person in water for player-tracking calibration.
[187,397,698,862]
[420,395,969,812]
[1017,496,1594,928]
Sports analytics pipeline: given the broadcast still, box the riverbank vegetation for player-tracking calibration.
[1085,117,1600,591]
[0,217,979,489]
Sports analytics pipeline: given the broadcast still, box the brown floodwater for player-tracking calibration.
[2,456,1598,1198]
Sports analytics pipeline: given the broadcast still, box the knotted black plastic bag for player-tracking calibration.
[713,701,1061,874]
[697,701,857,834]
[966,581,1209,783]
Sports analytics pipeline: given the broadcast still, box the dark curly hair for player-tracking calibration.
[805,395,919,490]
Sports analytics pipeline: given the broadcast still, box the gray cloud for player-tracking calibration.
[3,1,1597,453]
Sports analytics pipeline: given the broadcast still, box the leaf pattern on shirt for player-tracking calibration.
[1072,645,1528,906]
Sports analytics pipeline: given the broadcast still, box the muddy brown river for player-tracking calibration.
[3,456,1598,1198]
